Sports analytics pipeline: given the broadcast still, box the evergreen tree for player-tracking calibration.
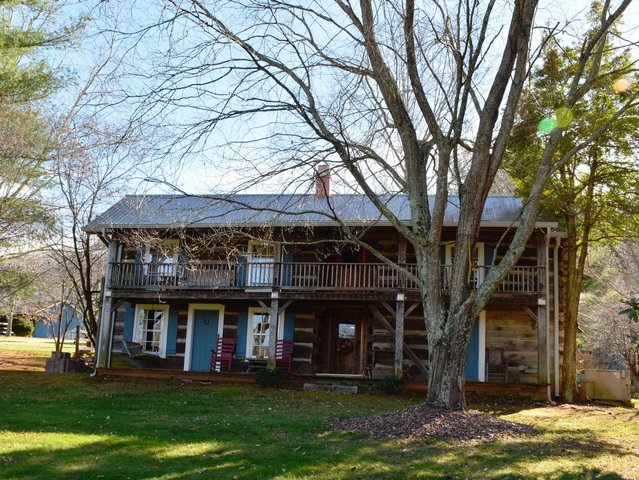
[0,1,76,324]
[505,7,639,402]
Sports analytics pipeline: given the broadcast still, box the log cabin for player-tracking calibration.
[86,170,566,398]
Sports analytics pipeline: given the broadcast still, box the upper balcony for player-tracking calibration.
[107,261,544,295]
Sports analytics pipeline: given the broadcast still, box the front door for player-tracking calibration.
[191,309,220,371]
[322,314,364,374]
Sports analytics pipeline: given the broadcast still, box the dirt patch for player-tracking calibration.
[0,352,46,371]
[332,402,537,443]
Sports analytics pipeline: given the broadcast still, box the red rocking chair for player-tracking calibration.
[275,339,294,374]
[210,335,236,372]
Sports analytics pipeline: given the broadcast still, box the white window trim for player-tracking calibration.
[133,304,170,358]
[476,242,485,285]
[246,307,285,359]
[144,239,180,264]
[444,243,455,265]
[247,240,275,287]
[184,303,225,372]
[143,240,180,280]
[445,242,485,286]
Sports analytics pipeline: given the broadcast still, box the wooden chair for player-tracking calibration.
[210,335,236,372]
[275,339,294,374]
[485,347,508,382]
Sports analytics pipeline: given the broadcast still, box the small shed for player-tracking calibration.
[33,304,84,340]
[577,369,631,403]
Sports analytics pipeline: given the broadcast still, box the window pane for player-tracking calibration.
[338,323,355,338]
[139,307,164,354]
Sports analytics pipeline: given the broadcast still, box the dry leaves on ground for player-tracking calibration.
[332,403,536,443]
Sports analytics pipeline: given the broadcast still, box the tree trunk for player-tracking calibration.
[561,156,597,403]
[562,213,582,402]
[426,304,475,409]
[427,335,468,409]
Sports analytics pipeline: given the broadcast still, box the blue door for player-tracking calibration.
[465,319,480,380]
[191,310,220,371]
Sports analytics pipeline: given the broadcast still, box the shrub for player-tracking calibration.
[11,316,34,337]
[372,374,404,395]
[254,366,285,388]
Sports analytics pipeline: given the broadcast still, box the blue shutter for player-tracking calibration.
[134,245,145,283]
[236,311,248,356]
[283,313,295,341]
[281,245,294,287]
[236,244,248,286]
[465,319,480,380]
[166,308,179,355]
[122,306,135,351]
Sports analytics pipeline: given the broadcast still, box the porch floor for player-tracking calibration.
[95,367,548,400]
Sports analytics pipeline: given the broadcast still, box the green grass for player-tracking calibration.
[1,341,638,479]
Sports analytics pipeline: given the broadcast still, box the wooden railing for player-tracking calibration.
[108,261,544,293]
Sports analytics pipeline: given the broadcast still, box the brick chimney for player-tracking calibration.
[315,164,331,197]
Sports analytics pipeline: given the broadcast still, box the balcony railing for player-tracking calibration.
[108,261,544,294]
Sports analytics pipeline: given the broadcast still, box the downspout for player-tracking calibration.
[553,237,560,398]
[107,308,115,368]
[545,230,556,405]
[91,318,102,377]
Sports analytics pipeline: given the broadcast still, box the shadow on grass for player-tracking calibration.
[0,429,631,480]
[0,371,636,479]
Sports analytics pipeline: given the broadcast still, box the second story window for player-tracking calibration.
[248,241,275,287]
[145,241,181,284]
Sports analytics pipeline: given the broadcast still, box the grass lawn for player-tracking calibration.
[1,341,638,479]
[0,337,76,371]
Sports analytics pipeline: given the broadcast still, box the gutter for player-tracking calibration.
[553,236,560,398]
[84,220,561,234]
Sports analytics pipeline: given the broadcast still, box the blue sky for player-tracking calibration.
[56,1,639,199]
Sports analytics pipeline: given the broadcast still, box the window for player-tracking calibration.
[248,241,275,286]
[338,323,355,338]
[246,307,284,359]
[145,241,181,284]
[133,304,169,357]
[119,244,138,263]
[443,242,486,288]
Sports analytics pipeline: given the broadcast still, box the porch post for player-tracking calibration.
[97,239,117,368]
[536,235,548,384]
[268,292,279,366]
[394,235,407,376]
[272,242,282,288]
[394,293,405,376]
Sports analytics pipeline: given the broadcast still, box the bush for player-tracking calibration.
[372,374,404,395]
[254,366,285,388]
[11,316,34,337]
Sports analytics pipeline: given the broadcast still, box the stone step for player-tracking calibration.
[303,383,358,394]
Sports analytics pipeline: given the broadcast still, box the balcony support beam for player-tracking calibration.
[394,295,405,376]
[369,305,428,378]
[97,240,118,368]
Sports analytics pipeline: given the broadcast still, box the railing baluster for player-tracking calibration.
[107,261,547,294]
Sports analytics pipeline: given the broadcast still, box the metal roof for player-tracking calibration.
[85,194,537,232]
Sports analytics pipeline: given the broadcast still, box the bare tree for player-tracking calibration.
[581,242,639,385]
[107,0,638,408]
